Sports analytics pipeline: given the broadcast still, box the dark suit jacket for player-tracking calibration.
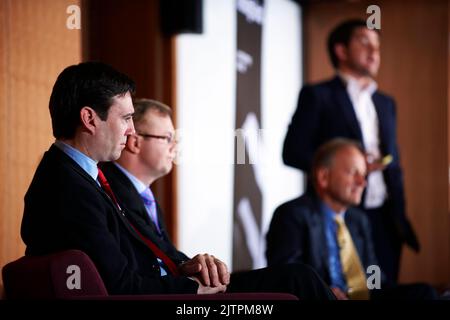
[282,76,418,250]
[99,162,189,265]
[266,192,381,285]
[21,145,197,295]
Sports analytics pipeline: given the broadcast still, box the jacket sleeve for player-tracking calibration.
[382,97,419,251]
[283,85,323,172]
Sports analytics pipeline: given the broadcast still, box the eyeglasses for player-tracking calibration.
[136,132,177,145]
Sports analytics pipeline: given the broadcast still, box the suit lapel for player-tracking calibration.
[154,202,169,237]
[119,178,169,241]
[331,76,364,143]
[99,162,166,245]
[102,163,156,226]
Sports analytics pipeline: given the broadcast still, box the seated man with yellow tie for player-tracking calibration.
[266,138,437,300]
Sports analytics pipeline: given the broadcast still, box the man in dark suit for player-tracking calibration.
[100,98,336,299]
[21,62,334,299]
[282,19,418,284]
[267,138,436,300]
[21,62,202,295]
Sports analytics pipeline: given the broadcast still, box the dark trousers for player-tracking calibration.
[371,283,438,300]
[364,204,402,285]
[228,263,336,300]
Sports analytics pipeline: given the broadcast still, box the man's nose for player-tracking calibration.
[356,174,367,187]
[126,120,135,135]
[170,140,179,153]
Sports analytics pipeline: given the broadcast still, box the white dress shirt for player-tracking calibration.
[340,73,387,209]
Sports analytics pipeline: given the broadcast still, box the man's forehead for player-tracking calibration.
[111,92,133,110]
[352,27,379,40]
[139,109,173,128]
[335,146,365,162]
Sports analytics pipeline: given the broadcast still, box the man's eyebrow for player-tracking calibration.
[124,112,134,117]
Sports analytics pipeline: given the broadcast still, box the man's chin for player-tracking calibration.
[351,198,362,206]
[357,66,377,78]
[108,150,123,162]
[347,195,362,206]
[367,66,379,78]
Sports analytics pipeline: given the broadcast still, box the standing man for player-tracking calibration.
[282,19,418,284]
[100,98,336,300]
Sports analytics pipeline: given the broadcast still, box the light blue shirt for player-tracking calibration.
[54,140,98,182]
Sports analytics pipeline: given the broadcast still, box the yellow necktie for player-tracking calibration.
[334,215,370,300]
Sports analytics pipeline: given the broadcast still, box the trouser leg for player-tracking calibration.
[228,263,336,300]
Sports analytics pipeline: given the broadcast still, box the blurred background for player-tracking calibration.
[0,0,449,294]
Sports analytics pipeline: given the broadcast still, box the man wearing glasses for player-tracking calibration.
[100,99,336,299]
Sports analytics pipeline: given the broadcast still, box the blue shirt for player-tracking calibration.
[54,140,98,182]
[322,202,348,292]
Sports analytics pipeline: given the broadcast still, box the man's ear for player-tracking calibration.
[79,106,98,135]
[316,167,330,190]
[334,43,348,63]
[125,134,140,154]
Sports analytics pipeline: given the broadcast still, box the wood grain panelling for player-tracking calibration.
[0,0,8,298]
[0,0,82,293]
[303,0,450,288]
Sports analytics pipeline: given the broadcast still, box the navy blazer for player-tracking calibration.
[99,161,189,265]
[266,192,381,285]
[21,145,197,294]
[282,76,418,250]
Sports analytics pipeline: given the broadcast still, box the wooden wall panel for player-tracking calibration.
[0,0,8,299]
[379,0,448,287]
[303,0,450,287]
[0,0,82,294]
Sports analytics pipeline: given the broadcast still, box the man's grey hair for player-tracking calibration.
[311,138,364,183]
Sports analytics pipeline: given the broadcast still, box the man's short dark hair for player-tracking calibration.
[49,62,136,139]
[327,19,376,69]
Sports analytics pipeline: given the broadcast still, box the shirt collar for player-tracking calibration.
[320,201,346,221]
[113,162,148,194]
[338,71,377,96]
[54,140,99,181]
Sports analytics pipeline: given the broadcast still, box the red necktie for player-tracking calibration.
[97,167,180,276]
